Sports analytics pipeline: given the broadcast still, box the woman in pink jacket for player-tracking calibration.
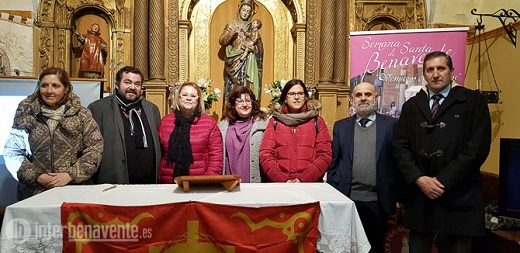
[260,79,332,182]
[158,82,223,183]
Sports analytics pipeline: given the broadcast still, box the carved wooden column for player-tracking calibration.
[305,0,319,86]
[149,0,165,81]
[145,0,168,118]
[178,20,192,82]
[167,0,179,85]
[318,0,335,86]
[332,0,351,125]
[134,0,149,79]
[317,0,338,133]
[291,24,306,81]
[333,0,347,85]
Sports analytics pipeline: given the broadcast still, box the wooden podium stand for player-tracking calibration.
[174,175,241,192]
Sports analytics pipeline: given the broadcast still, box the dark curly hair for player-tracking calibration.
[222,86,266,124]
[115,66,144,85]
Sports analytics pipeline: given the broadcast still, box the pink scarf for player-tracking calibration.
[225,118,253,182]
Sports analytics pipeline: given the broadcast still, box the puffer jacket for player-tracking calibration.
[6,93,103,200]
[259,100,332,182]
[158,112,223,183]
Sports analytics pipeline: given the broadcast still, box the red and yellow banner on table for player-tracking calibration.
[61,201,320,253]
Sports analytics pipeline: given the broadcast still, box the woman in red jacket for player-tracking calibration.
[158,82,223,183]
[260,79,332,182]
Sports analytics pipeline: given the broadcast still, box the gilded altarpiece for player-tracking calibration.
[37,0,131,92]
[35,0,427,124]
[351,0,427,32]
[180,0,307,119]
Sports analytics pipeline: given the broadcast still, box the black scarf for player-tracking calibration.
[168,109,201,178]
[116,94,147,148]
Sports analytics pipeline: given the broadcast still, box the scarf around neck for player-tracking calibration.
[40,104,65,134]
[168,109,201,178]
[225,118,253,182]
[272,109,319,127]
[117,95,148,148]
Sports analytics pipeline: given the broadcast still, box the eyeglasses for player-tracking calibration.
[236,99,252,105]
[180,93,198,99]
[287,92,305,97]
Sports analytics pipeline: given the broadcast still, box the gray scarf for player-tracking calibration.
[40,105,65,135]
[272,110,318,126]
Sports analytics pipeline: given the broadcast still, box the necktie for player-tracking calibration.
[359,118,370,128]
[431,94,443,118]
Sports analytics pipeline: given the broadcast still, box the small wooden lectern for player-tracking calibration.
[174,175,241,192]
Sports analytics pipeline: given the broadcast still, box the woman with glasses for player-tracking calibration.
[218,86,268,183]
[158,82,223,183]
[260,79,332,182]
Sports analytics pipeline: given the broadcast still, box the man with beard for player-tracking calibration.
[88,66,161,184]
[327,82,400,253]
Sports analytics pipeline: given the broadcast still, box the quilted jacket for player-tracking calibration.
[158,113,223,183]
[5,93,103,200]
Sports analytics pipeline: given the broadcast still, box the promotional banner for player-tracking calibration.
[61,201,320,253]
[350,28,469,117]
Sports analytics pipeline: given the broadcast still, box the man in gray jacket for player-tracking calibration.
[88,66,161,184]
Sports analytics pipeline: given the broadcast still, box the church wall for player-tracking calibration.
[427,0,520,31]
[464,25,520,175]
[0,20,35,76]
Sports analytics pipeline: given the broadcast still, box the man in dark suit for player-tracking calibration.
[327,82,399,253]
[393,51,491,253]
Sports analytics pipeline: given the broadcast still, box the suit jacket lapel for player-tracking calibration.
[346,117,356,162]
[111,96,126,144]
[375,114,385,163]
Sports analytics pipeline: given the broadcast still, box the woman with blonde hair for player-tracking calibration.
[158,82,223,183]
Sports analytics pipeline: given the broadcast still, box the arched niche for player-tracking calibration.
[179,0,304,118]
[367,17,402,31]
[71,7,112,91]
[37,0,129,93]
[352,1,427,32]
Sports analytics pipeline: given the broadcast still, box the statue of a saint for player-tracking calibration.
[219,0,263,100]
[75,23,107,79]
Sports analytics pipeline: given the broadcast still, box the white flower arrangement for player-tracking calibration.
[263,79,318,116]
[197,78,221,109]
[264,79,286,104]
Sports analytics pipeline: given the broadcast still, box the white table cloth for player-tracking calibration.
[1,183,370,253]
